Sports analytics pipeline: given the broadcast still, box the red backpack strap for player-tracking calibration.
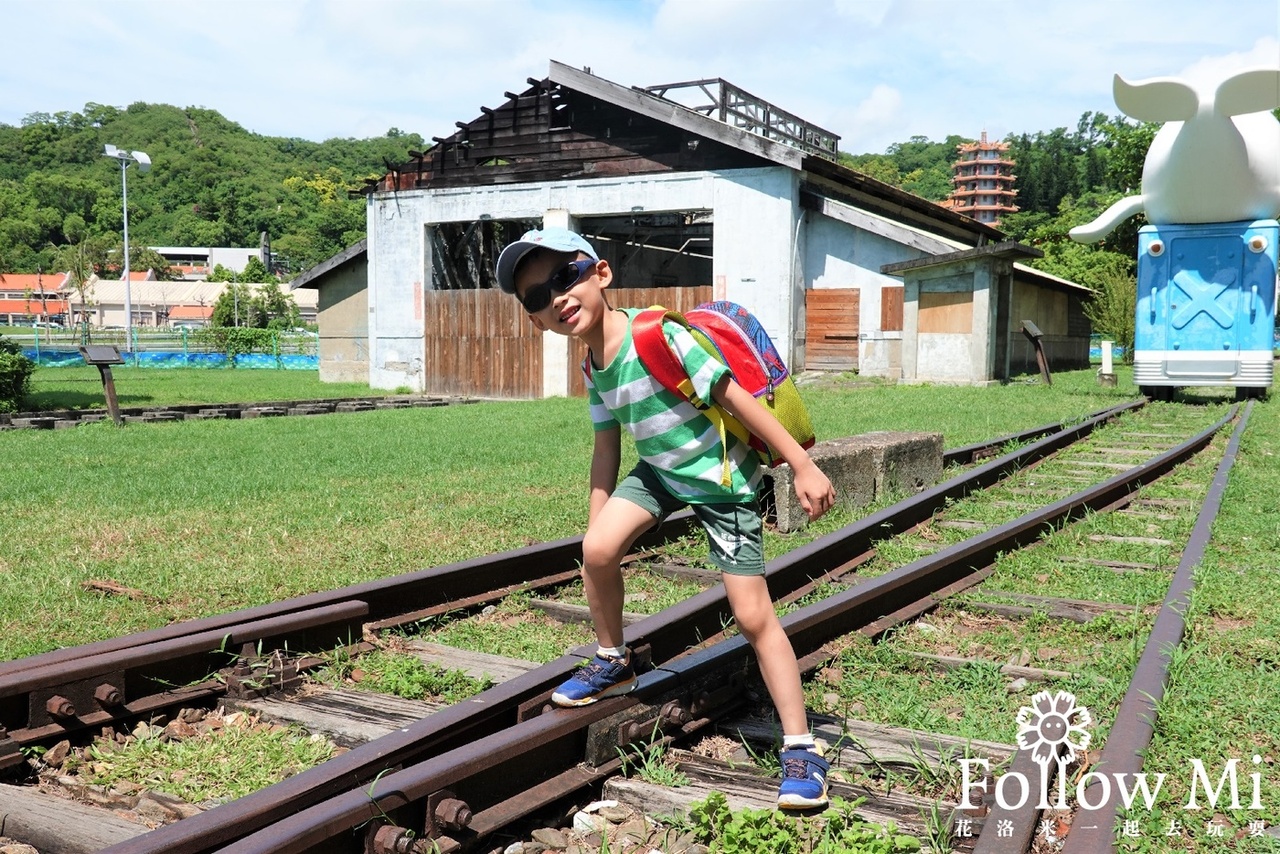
[630,308,712,408]
[632,306,742,487]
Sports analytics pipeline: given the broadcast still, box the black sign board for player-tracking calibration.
[78,345,125,424]
[79,345,125,366]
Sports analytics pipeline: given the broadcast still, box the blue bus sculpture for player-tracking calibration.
[1071,67,1280,400]
[1134,219,1277,400]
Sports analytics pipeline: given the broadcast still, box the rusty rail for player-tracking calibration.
[1057,401,1253,853]
[181,401,1226,854]
[972,403,1244,853]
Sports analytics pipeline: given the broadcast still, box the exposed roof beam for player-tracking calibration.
[548,61,804,170]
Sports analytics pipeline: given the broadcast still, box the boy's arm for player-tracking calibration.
[710,375,835,521]
[588,425,622,525]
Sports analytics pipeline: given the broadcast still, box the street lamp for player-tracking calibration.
[102,144,151,351]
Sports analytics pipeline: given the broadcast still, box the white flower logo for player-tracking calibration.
[1015,690,1092,766]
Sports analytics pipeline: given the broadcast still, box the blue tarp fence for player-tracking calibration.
[15,327,319,370]
[23,349,318,370]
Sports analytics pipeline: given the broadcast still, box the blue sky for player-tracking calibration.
[2,0,1277,154]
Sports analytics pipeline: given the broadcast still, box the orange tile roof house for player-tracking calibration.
[0,272,72,324]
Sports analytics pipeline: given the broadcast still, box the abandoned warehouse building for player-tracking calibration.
[290,60,1092,395]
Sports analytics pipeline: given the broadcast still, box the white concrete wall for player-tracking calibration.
[366,168,804,390]
[711,169,802,365]
[803,215,927,377]
[367,195,428,390]
[365,166,975,391]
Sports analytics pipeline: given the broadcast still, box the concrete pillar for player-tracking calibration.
[902,279,920,381]
[970,260,993,382]
[540,208,574,397]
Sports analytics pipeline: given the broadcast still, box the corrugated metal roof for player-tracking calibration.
[63,278,317,308]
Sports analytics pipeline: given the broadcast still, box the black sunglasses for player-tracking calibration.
[519,258,598,313]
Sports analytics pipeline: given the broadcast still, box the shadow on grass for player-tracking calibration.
[21,390,158,411]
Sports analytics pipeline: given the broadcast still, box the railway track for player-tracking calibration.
[0,398,1252,853]
[0,394,476,429]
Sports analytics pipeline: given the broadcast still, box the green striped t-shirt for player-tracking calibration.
[584,308,763,504]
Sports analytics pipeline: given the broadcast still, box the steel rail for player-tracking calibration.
[0,520,699,747]
[204,401,1226,854]
[1057,400,1254,853]
[93,399,1145,854]
[941,406,1133,467]
[972,403,1243,854]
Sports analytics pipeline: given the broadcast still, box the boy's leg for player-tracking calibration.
[721,573,810,736]
[724,573,829,809]
[580,496,660,649]
[554,465,680,707]
[699,502,829,809]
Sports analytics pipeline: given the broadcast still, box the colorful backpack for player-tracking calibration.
[629,301,816,485]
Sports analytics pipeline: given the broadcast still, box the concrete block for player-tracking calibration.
[845,431,944,498]
[766,437,876,533]
[766,431,943,533]
[9,417,56,429]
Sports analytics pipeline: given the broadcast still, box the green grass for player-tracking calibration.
[311,648,493,703]
[0,366,1145,661]
[71,717,336,804]
[18,365,395,412]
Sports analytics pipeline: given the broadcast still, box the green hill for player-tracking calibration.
[0,102,424,275]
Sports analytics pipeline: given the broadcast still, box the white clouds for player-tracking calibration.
[1178,35,1280,89]
[836,83,902,152]
[0,0,1276,153]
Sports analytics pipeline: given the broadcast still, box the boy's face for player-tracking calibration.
[514,249,612,336]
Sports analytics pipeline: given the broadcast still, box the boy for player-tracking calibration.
[496,227,837,809]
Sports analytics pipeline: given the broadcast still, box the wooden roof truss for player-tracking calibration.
[641,77,840,161]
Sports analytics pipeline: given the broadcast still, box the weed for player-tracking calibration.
[81,714,336,804]
[312,649,492,704]
[617,722,689,788]
[686,791,922,853]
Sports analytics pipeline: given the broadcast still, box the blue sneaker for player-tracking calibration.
[777,747,830,809]
[550,650,636,706]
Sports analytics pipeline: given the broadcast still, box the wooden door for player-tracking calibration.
[804,288,859,370]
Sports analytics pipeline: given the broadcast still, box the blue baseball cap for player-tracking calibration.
[496,227,598,293]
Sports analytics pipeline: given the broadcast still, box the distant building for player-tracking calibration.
[940,131,1018,226]
[60,276,317,329]
[0,272,72,325]
[151,246,268,280]
[350,61,1089,393]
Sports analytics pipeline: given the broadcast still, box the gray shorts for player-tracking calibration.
[613,461,765,576]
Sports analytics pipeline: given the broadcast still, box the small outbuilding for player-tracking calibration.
[289,240,369,384]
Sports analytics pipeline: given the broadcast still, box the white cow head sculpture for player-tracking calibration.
[1069,67,1280,244]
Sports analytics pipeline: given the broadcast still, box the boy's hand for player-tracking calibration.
[793,460,836,521]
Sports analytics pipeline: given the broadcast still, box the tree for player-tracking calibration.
[52,235,110,328]
[0,102,425,276]
[0,335,35,413]
[1082,267,1137,362]
[210,282,260,328]
[252,279,300,329]
[237,255,273,283]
